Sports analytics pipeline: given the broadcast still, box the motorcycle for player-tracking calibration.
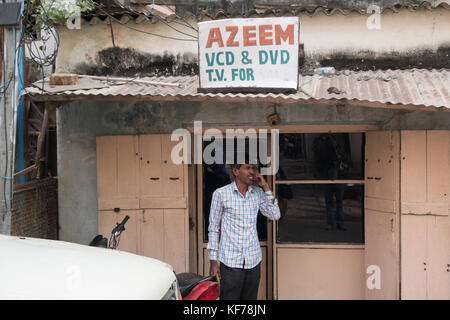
[89,215,219,300]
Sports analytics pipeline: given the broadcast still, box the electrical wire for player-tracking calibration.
[155,0,198,32]
[133,0,198,35]
[0,21,24,95]
[1,0,60,219]
[149,14,197,39]
[19,0,60,97]
[24,0,60,68]
[1,24,21,216]
[7,0,199,201]
[2,33,10,216]
[85,0,197,42]
[109,3,198,40]
[123,0,198,39]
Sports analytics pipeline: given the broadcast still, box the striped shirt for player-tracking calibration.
[207,181,280,269]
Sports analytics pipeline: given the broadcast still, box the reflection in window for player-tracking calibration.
[279,133,364,180]
[276,184,364,244]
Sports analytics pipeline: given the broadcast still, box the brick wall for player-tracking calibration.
[11,177,58,239]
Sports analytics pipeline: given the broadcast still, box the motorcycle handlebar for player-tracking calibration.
[112,215,130,234]
[120,215,130,225]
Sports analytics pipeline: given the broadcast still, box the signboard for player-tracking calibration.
[198,17,299,93]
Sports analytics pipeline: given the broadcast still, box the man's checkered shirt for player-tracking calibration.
[207,181,281,269]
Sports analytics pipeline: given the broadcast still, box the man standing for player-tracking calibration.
[207,163,280,300]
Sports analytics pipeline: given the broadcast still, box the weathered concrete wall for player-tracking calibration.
[56,16,199,76]
[55,8,450,74]
[56,100,450,244]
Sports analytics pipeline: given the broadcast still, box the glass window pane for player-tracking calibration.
[279,133,364,180]
[276,184,364,244]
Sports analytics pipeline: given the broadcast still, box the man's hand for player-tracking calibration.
[210,260,221,282]
[254,171,270,192]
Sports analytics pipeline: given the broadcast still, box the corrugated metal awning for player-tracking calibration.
[22,69,450,111]
[82,1,450,25]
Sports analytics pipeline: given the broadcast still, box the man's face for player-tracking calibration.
[233,164,257,185]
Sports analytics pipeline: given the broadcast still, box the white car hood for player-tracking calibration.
[0,235,176,300]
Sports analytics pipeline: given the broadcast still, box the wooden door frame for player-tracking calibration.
[188,124,380,300]
[192,128,274,299]
[271,124,379,300]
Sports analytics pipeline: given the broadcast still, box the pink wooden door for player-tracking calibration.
[97,134,189,273]
[400,130,450,300]
[364,131,400,299]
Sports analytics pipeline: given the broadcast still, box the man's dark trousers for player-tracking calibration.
[220,262,260,300]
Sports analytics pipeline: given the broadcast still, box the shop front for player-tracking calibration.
[24,68,450,300]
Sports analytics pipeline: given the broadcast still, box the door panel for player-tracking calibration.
[426,131,449,205]
[161,135,184,197]
[365,131,397,201]
[164,209,187,273]
[97,136,117,209]
[401,131,427,206]
[401,131,449,215]
[277,248,365,300]
[140,197,187,209]
[364,131,399,299]
[139,135,163,199]
[116,136,140,206]
[96,136,140,210]
[365,210,397,299]
[427,215,450,300]
[401,214,427,300]
[139,209,164,261]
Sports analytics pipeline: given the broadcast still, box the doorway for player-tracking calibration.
[195,126,404,300]
[197,135,272,300]
[274,132,366,299]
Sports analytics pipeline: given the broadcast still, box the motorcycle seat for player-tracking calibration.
[176,272,216,297]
